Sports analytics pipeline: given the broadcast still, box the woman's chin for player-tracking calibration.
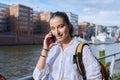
[57,38,63,42]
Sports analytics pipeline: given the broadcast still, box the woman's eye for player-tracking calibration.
[59,24,64,28]
[51,27,55,31]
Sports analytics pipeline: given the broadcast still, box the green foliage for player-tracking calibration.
[112,71,120,79]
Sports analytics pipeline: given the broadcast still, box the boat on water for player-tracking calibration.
[91,33,115,44]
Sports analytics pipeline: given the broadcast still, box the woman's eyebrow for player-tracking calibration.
[57,23,65,27]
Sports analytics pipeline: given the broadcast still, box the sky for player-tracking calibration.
[0,0,120,27]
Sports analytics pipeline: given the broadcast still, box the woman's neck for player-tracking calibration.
[60,36,72,50]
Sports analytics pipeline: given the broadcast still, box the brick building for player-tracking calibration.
[32,12,52,44]
[39,12,52,35]
[33,12,52,35]
[0,3,10,32]
[9,4,33,44]
[33,11,41,34]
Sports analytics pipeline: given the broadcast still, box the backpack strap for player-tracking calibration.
[73,43,88,80]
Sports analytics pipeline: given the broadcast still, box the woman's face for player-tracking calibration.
[50,16,70,43]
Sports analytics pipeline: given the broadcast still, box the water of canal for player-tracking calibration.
[0,43,120,80]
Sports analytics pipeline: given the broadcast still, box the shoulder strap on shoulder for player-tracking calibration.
[76,43,88,54]
[74,43,88,80]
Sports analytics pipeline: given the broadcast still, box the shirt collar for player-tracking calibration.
[55,38,75,47]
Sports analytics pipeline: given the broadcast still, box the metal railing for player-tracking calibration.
[98,52,120,77]
[17,52,120,80]
[17,75,33,80]
[98,52,120,60]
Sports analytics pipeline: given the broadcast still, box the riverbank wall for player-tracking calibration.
[0,34,44,45]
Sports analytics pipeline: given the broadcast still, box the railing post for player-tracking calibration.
[99,50,105,65]
[109,55,115,77]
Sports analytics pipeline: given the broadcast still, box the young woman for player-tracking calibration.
[33,11,102,80]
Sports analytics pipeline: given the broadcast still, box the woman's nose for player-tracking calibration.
[55,29,60,35]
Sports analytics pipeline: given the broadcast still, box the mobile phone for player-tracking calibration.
[51,34,56,42]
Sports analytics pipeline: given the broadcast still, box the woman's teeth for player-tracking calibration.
[60,34,63,36]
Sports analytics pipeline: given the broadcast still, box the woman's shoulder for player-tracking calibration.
[49,43,60,53]
[72,37,81,45]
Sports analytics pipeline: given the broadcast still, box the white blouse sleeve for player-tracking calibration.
[33,64,49,80]
[32,46,56,80]
[82,45,102,80]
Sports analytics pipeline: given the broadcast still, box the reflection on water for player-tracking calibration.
[0,45,42,80]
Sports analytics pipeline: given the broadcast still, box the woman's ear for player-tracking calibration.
[68,23,72,29]
[68,23,74,37]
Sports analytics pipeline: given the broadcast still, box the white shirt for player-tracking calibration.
[33,38,102,80]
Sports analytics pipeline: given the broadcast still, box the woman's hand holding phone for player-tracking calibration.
[43,32,56,50]
[51,34,56,43]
